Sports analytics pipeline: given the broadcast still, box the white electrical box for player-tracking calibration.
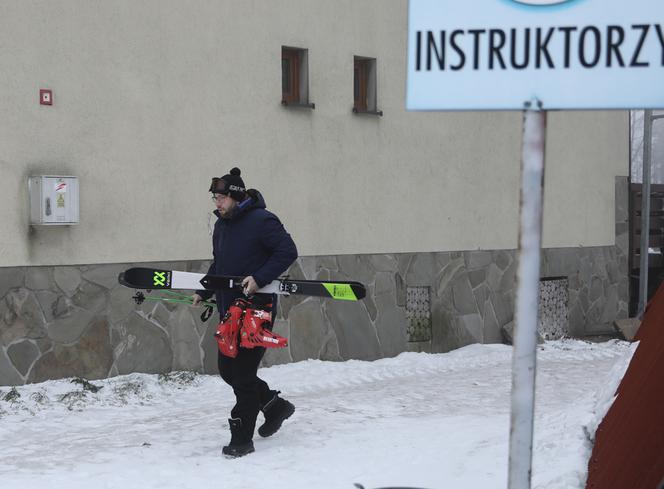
[28,176,80,225]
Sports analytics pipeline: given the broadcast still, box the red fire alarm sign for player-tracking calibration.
[40,89,53,106]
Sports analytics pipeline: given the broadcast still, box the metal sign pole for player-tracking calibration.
[508,100,547,489]
[637,109,653,317]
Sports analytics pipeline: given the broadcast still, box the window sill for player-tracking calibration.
[352,107,383,116]
[281,100,315,109]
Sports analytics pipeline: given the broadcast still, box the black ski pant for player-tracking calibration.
[218,347,276,439]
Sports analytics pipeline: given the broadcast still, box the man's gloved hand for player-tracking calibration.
[191,293,204,306]
[241,276,259,296]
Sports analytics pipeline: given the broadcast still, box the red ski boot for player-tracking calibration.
[239,307,288,349]
[214,299,248,358]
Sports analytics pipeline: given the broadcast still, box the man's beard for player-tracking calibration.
[219,202,237,219]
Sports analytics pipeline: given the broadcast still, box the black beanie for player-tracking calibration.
[210,167,246,201]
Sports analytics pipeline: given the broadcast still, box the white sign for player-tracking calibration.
[407,0,664,110]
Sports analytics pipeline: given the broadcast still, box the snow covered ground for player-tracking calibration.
[0,339,635,489]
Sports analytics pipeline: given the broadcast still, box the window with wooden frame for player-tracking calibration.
[353,56,381,116]
[282,47,313,108]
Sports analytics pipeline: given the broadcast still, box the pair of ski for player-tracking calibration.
[118,267,366,302]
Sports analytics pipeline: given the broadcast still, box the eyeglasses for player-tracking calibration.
[211,194,229,202]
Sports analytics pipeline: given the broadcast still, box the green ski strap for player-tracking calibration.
[130,291,216,322]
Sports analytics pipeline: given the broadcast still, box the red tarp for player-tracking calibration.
[585,282,664,489]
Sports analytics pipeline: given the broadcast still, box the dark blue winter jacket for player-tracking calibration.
[198,189,298,314]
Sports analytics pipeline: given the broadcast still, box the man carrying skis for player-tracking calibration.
[192,167,298,458]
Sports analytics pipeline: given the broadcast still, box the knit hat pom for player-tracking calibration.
[230,167,241,176]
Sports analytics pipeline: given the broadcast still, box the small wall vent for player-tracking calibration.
[406,286,432,342]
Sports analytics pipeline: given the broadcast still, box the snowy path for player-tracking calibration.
[0,340,633,489]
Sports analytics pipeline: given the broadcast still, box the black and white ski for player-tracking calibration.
[118,267,366,301]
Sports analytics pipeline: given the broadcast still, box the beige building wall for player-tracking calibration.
[0,0,628,268]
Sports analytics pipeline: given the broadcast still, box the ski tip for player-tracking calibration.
[118,267,172,290]
[118,269,143,288]
[322,282,366,301]
[349,283,366,300]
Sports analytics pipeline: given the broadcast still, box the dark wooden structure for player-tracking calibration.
[585,281,664,489]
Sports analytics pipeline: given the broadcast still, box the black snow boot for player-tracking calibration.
[258,392,295,438]
[222,418,255,458]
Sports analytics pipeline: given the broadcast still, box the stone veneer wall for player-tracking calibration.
[0,178,629,386]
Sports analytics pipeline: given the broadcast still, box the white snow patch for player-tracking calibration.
[0,340,632,489]
[584,340,639,441]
